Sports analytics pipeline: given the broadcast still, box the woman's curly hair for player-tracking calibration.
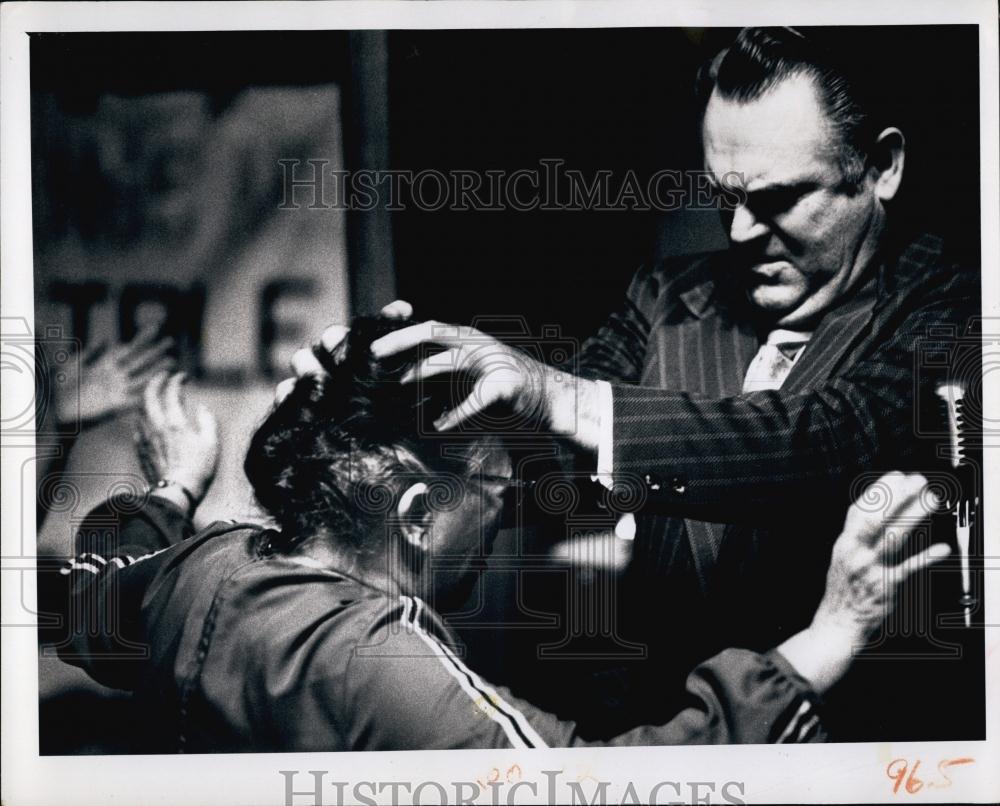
[244,317,493,552]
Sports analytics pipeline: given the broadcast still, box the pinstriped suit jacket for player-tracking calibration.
[572,231,981,739]
[579,231,973,518]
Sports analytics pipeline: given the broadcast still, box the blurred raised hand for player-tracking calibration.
[54,325,175,427]
[136,372,219,512]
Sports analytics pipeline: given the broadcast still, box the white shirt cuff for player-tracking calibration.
[590,379,614,491]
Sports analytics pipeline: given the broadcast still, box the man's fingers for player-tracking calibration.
[885,474,939,520]
[843,472,927,548]
[313,302,411,363]
[319,324,350,353]
[400,349,460,385]
[274,377,297,404]
[379,299,413,320]
[370,321,474,358]
[895,543,952,580]
[433,385,493,431]
[877,490,942,560]
[371,321,439,358]
[290,347,324,377]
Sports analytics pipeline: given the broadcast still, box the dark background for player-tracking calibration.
[32,26,981,342]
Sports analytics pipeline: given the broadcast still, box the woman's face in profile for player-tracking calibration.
[426,446,512,611]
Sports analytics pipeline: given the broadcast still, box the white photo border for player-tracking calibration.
[2,2,998,804]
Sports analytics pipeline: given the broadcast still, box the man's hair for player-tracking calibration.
[244,317,498,552]
[696,27,878,186]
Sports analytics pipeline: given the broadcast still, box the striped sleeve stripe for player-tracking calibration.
[129,547,169,564]
[795,714,822,742]
[58,546,170,576]
[58,560,101,576]
[776,699,814,743]
[402,596,549,749]
[398,598,529,748]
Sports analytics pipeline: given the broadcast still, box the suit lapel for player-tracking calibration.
[641,289,757,397]
[642,273,878,598]
[782,276,879,393]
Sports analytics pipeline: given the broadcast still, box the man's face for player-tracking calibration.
[427,446,511,610]
[703,74,883,326]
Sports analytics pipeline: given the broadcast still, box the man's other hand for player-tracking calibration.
[778,472,951,694]
[812,471,950,643]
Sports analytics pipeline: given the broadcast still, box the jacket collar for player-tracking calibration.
[678,279,717,319]
[781,273,879,392]
[673,253,881,393]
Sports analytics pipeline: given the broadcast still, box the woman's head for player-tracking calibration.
[244,317,512,602]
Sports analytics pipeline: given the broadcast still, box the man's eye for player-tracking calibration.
[745,188,807,218]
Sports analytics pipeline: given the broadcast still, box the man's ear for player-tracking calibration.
[870,127,905,202]
[397,482,431,549]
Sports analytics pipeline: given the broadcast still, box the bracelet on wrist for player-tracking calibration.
[154,478,198,511]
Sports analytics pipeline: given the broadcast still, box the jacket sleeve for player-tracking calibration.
[610,267,976,521]
[340,596,824,748]
[42,493,195,689]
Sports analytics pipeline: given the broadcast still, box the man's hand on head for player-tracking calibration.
[274,300,414,404]
[273,301,601,456]
[370,319,600,453]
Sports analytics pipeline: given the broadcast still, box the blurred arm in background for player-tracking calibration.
[38,370,219,653]
[36,325,174,527]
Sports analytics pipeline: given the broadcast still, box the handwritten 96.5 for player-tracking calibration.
[886,757,975,795]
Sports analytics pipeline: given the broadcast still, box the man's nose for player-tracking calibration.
[728,204,769,244]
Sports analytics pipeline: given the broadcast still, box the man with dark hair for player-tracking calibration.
[695,27,878,186]
[351,27,980,739]
[52,320,951,751]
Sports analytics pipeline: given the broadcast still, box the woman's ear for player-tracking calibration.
[871,126,905,202]
[397,482,431,549]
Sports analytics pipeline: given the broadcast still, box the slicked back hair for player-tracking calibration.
[696,27,880,187]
